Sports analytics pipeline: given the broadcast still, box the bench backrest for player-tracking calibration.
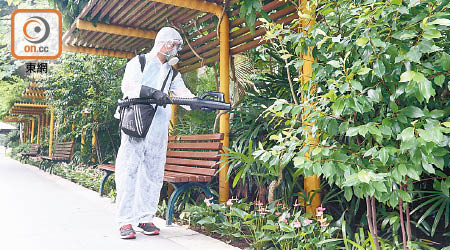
[53,141,75,160]
[29,144,40,155]
[165,133,224,177]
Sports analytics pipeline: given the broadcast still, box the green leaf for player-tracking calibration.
[378,148,389,165]
[372,38,386,48]
[368,126,382,137]
[342,174,359,187]
[398,164,408,176]
[373,182,387,192]
[400,71,415,82]
[346,127,359,137]
[400,127,415,141]
[391,0,402,4]
[440,53,450,71]
[422,161,435,174]
[418,127,443,144]
[428,18,450,26]
[356,37,369,46]
[327,60,341,68]
[344,187,353,202]
[357,67,371,75]
[412,72,425,82]
[358,170,371,183]
[423,28,441,39]
[418,78,436,102]
[331,98,345,117]
[434,75,445,87]
[407,46,422,63]
[397,190,412,202]
[429,110,445,119]
[351,80,363,91]
[373,60,385,77]
[392,30,417,40]
[443,122,450,127]
[403,106,424,118]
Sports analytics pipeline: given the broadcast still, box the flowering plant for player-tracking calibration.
[182,198,338,250]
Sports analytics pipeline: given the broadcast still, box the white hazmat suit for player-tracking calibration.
[115,27,194,227]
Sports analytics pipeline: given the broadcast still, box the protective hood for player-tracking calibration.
[148,27,183,63]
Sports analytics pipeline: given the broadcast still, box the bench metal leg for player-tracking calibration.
[165,182,214,226]
[100,171,113,197]
[44,161,53,173]
[49,163,55,175]
[39,160,48,171]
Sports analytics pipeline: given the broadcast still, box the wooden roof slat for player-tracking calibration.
[150,6,184,29]
[125,2,159,27]
[98,0,122,21]
[109,0,142,24]
[115,36,138,51]
[139,5,173,28]
[89,0,110,21]
[85,31,105,47]
[104,0,130,21]
[117,1,156,26]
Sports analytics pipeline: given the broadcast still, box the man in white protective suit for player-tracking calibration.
[115,27,195,239]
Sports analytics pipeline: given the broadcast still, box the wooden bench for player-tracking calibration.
[17,144,40,162]
[98,133,224,225]
[39,141,75,174]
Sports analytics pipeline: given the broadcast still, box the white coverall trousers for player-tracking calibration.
[115,106,171,226]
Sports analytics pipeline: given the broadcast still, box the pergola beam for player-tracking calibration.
[13,103,50,108]
[63,44,134,59]
[76,19,157,40]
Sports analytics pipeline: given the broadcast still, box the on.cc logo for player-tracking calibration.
[11,9,62,60]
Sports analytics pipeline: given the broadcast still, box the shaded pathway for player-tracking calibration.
[0,151,237,250]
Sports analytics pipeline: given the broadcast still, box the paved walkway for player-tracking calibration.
[0,148,238,250]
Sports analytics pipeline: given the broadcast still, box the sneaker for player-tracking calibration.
[138,222,160,235]
[119,224,136,239]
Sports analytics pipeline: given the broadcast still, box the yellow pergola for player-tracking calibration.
[8,102,54,156]
[60,0,319,208]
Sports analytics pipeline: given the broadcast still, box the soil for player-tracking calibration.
[188,226,250,249]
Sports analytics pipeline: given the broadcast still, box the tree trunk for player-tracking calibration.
[267,164,284,203]
[399,198,408,250]
[366,197,381,250]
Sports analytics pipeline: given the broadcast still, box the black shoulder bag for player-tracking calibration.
[119,54,178,139]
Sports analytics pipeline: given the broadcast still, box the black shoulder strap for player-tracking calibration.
[171,67,179,81]
[138,54,146,72]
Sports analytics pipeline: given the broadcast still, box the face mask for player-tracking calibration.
[162,49,178,65]
[162,41,183,65]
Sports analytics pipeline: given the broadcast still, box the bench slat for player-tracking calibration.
[168,133,224,141]
[166,150,220,160]
[165,157,219,168]
[167,142,222,150]
[165,164,216,176]
[98,164,115,171]
[164,171,211,182]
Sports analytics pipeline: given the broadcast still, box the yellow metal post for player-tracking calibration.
[168,103,178,197]
[37,115,41,144]
[30,118,35,143]
[91,129,97,163]
[218,14,230,203]
[49,108,54,156]
[300,0,320,214]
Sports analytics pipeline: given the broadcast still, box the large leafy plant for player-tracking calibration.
[255,0,450,248]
